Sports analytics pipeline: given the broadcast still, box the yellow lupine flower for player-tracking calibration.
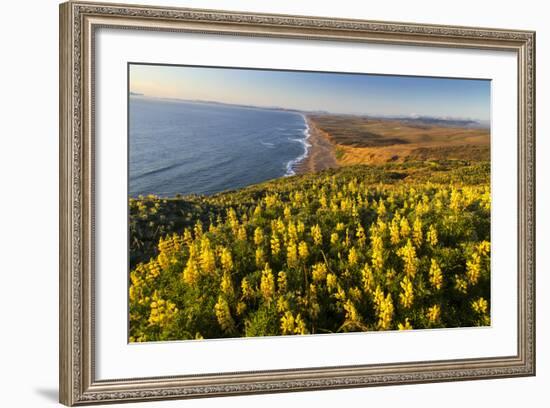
[281,312,307,335]
[220,272,234,297]
[427,304,441,324]
[466,253,481,285]
[481,188,491,211]
[348,246,359,267]
[294,314,307,335]
[298,241,309,260]
[312,263,328,282]
[270,233,281,255]
[390,217,401,245]
[450,188,462,211]
[454,275,468,294]
[264,193,278,209]
[199,237,216,274]
[277,271,287,293]
[377,218,387,234]
[183,246,199,285]
[319,193,328,209]
[146,260,161,281]
[326,273,338,292]
[287,240,299,267]
[214,296,235,333]
[220,247,233,272]
[274,218,286,236]
[477,241,490,257]
[260,263,275,302]
[330,232,339,246]
[287,221,298,241]
[429,258,443,290]
[399,276,414,308]
[240,277,255,300]
[398,318,413,330]
[397,239,417,278]
[343,299,361,325]
[280,311,295,335]
[377,293,394,330]
[183,228,193,246]
[412,217,423,247]
[427,224,438,246]
[148,291,178,327]
[253,227,264,246]
[377,199,387,217]
[237,225,247,241]
[373,285,384,309]
[361,263,374,294]
[311,224,323,246]
[283,205,291,219]
[252,204,262,218]
[371,235,384,271]
[400,217,411,238]
[236,301,247,316]
[193,221,203,239]
[472,297,489,314]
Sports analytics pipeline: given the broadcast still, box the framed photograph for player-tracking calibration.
[59,1,536,405]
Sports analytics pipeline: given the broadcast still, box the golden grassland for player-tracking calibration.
[308,115,490,165]
[129,161,490,342]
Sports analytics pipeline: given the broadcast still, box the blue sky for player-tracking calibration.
[130,64,491,121]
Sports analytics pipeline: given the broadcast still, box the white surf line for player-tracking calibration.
[284,114,311,177]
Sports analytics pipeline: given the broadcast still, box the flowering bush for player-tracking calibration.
[129,161,490,341]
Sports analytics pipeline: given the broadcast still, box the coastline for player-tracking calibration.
[294,116,339,175]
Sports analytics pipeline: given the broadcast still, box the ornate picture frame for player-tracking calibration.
[59,1,535,405]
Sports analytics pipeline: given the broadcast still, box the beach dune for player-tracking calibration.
[296,118,338,174]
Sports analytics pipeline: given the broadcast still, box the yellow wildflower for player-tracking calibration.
[466,253,481,285]
[253,227,264,246]
[398,318,413,330]
[427,224,438,246]
[298,241,309,260]
[214,296,235,333]
[429,258,443,290]
[312,263,328,282]
[311,224,323,246]
[399,276,414,308]
[472,297,489,314]
[348,246,359,267]
[427,304,441,324]
[220,247,233,272]
[260,263,275,302]
[270,233,281,255]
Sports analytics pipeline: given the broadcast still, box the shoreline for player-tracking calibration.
[284,114,312,176]
[294,116,339,175]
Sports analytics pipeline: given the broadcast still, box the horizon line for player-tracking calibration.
[129,93,490,124]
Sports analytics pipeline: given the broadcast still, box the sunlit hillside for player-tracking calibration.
[129,161,490,341]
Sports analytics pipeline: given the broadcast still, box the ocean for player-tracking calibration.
[129,97,310,197]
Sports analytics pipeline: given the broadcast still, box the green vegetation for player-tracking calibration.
[129,161,490,342]
[335,147,346,161]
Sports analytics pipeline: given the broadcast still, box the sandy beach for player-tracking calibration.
[296,117,339,175]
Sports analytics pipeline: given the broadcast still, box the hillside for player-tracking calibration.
[308,115,490,165]
[129,161,491,341]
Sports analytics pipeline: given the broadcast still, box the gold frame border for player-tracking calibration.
[59,1,536,405]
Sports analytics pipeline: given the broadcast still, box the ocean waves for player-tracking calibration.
[129,98,309,196]
[284,115,311,176]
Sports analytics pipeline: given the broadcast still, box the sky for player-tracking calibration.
[130,63,491,121]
